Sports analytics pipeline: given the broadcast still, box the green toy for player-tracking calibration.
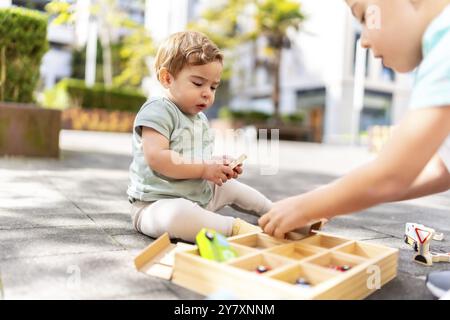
[196,228,238,262]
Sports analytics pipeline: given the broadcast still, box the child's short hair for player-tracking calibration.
[154,31,223,81]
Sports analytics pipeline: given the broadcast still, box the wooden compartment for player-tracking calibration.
[267,243,325,261]
[228,232,287,250]
[182,243,257,262]
[307,251,367,273]
[297,233,351,249]
[166,231,399,299]
[336,241,386,259]
[269,263,338,291]
[227,252,295,275]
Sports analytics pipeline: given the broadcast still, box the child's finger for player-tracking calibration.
[219,173,228,183]
[273,227,286,239]
[234,166,243,175]
[222,165,235,177]
[258,213,270,229]
[263,220,276,236]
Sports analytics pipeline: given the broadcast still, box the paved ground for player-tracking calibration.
[1,130,449,300]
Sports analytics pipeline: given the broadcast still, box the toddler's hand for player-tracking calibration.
[211,155,243,179]
[202,163,235,186]
[222,155,244,178]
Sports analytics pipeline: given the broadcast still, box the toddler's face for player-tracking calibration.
[346,0,427,72]
[165,61,223,116]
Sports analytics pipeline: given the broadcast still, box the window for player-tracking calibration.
[359,90,392,131]
[296,88,326,110]
[381,66,396,82]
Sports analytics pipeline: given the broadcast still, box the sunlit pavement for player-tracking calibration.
[0,130,449,299]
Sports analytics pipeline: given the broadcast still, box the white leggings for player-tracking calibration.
[130,179,272,243]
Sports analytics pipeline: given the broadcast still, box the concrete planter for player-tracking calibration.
[0,102,61,158]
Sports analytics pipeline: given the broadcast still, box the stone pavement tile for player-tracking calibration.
[0,177,70,210]
[367,273,435,300]
[0,250,172,299]
[85,213,135,236]
[320,218,392,240]
[361,237,450,278]
[165,281,204,299]
[45,171,128,197]
[112,291,179,300]
[0,226,122,260]
[111,233,154,254]
[239,168,336,201]
[0,207,95,230]
[70,198,131,215]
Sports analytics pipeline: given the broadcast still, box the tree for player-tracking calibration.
[46,0,135,87]
[191,0,305,122]
[113,22,155,89]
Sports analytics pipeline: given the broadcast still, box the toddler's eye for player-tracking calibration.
[192,82,202,87]
[211,86,217,91]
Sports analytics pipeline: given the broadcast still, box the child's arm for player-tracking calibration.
[259,106,450,238]
[394,154,450,201]
[142,127,235,185]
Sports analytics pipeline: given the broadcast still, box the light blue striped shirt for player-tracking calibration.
[409,4,450,170]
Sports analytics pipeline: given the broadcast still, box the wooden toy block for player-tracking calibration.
[228,154,247,170]
[287,219,327,241]
[134,232,194,280]
[170,231,399,300]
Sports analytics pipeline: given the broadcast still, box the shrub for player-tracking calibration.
[218,107,303,125]
[43,78,147,112]
[0,7,48,103]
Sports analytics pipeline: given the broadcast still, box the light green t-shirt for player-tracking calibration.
[127,97,214,207]
[409,4,450,171]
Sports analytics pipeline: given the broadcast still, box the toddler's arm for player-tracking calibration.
[142,127,234,185]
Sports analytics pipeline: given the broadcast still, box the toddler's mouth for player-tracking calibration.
[196,104,207,109]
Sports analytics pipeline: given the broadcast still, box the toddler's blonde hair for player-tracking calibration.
[154,31,223,81]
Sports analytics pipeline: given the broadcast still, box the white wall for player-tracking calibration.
[0,0,11,8]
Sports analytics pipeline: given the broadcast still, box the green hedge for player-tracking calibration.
[218,107,304,125]
[0,8,48,103]
[44,78,147,112]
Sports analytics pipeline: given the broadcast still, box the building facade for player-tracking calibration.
[229,0,414,144]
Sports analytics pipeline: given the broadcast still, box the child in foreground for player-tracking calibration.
[260,0,450,238]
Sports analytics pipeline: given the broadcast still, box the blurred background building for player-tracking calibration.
[5,0,414,145]
[228,0,413,144]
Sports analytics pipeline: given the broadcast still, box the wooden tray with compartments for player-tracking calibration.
[172,231,399,300]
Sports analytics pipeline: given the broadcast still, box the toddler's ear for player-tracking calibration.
[159,68,173,88]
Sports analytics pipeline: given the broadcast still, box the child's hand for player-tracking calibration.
[212,155,243,179]
[258,196,313,239]
[202,163,235,186]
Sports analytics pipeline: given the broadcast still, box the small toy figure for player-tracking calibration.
[295,278,311,288]
[404,222,449,266]
[340,265,351,272]
[328,265,351,272]
[255,265,271,274]
[196,228,238,262]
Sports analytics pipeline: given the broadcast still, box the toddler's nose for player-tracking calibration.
[360,32,371,49]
